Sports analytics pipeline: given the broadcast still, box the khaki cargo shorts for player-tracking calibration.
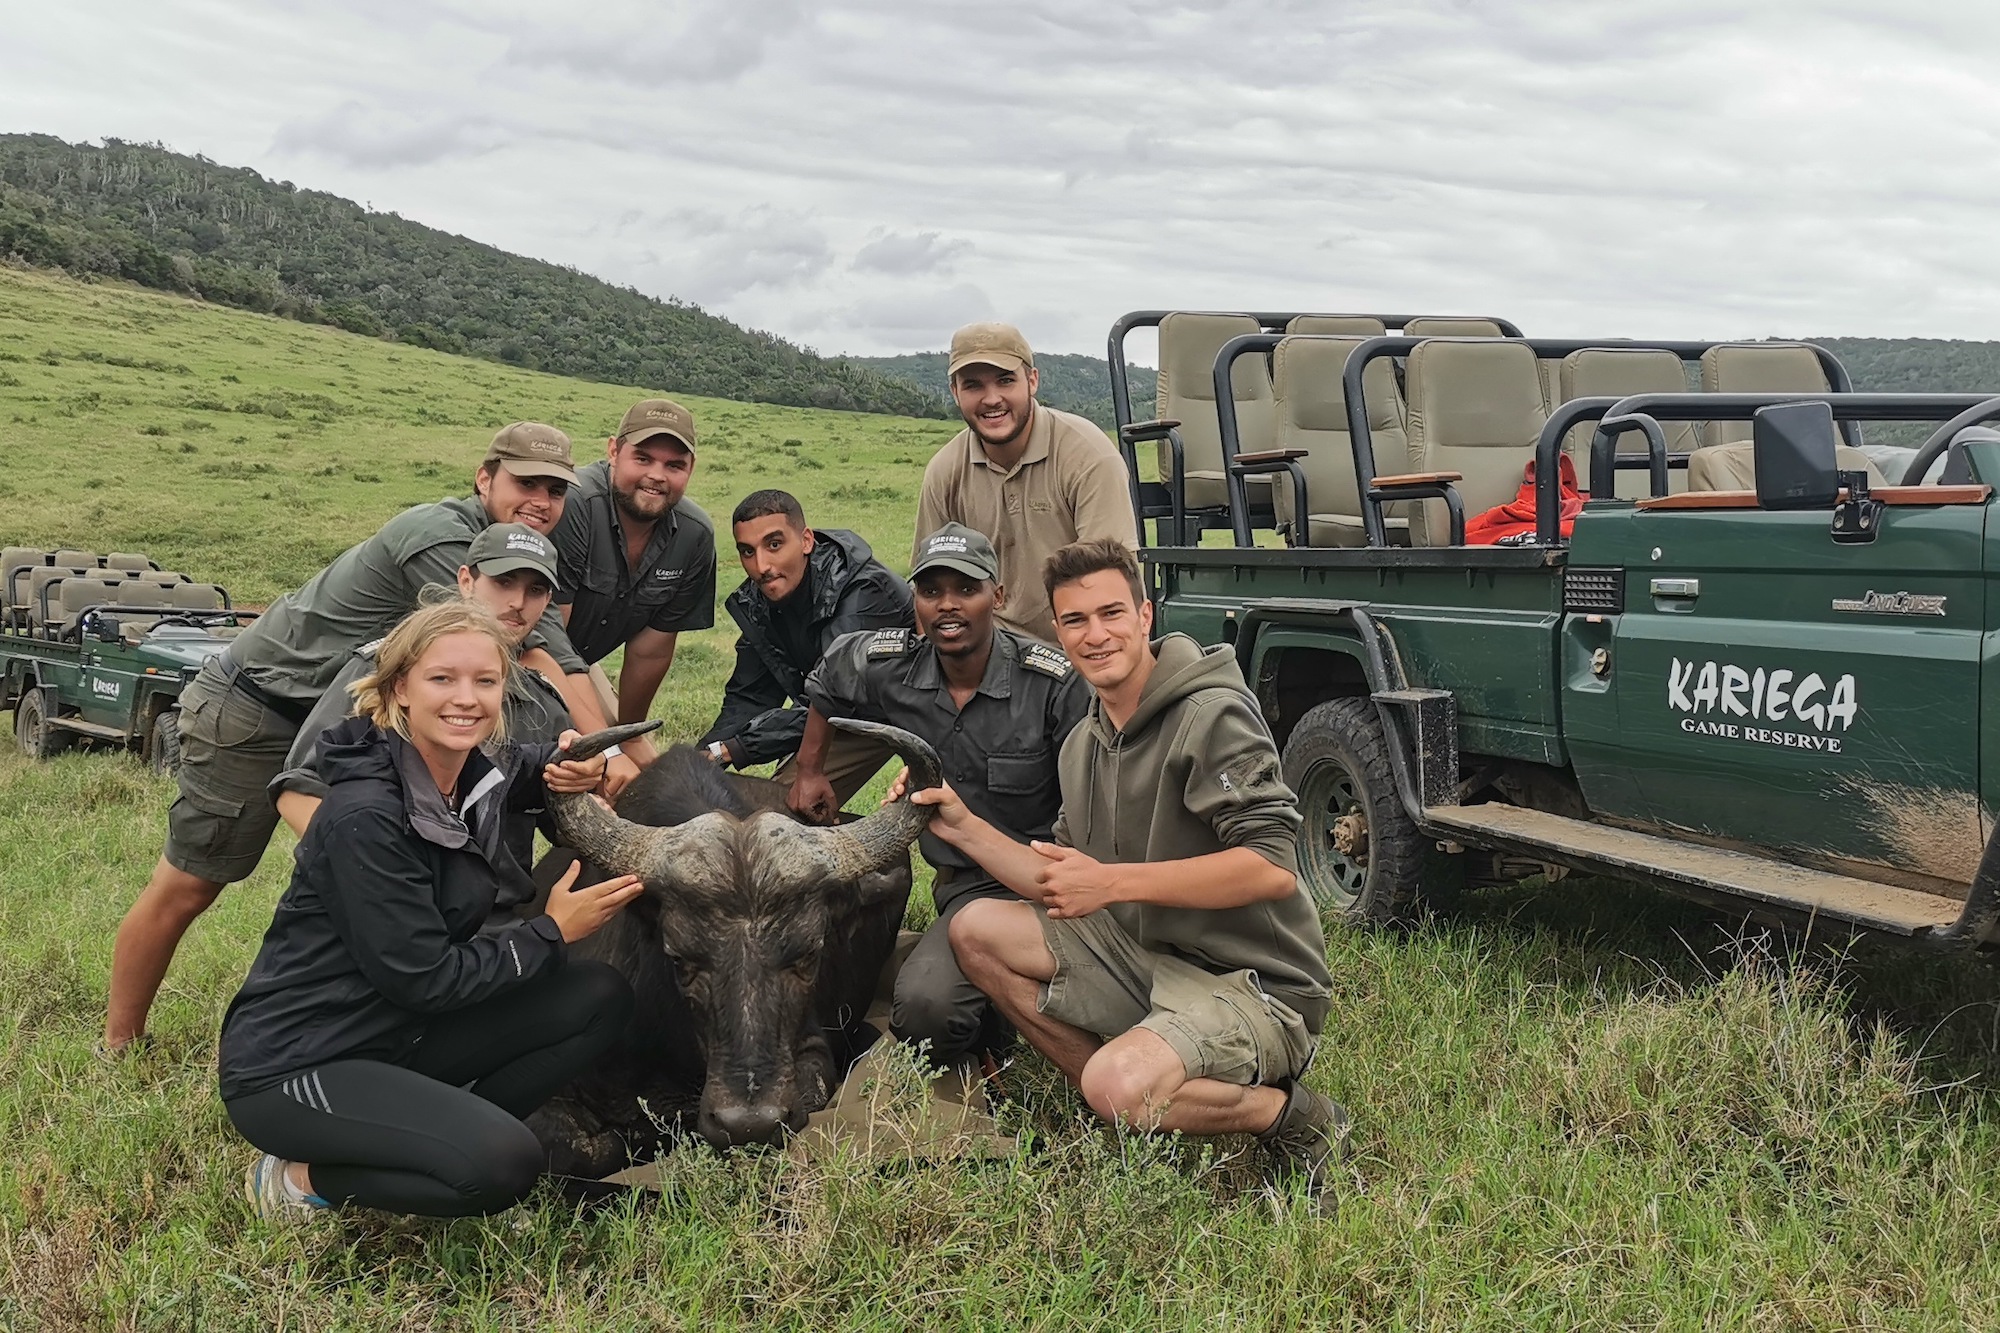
[1037,907,1315,1086]
[162,658,303,884]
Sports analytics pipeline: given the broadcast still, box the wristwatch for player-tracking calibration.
[707,741,729,761]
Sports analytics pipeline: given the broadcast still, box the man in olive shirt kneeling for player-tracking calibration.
[921,539,1348,1193]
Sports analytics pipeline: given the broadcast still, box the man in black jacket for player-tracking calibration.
[697,490,911,806]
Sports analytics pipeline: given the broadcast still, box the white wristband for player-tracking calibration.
[605,744,625,761]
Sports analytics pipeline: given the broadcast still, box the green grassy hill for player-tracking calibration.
[0,134,947,419]
[7,268,2000,1327]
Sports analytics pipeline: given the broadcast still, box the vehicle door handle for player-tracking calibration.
[1649,578,1700,599]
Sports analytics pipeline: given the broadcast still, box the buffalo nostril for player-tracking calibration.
[709,1104,790,1148]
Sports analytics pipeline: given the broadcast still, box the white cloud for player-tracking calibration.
[4,1,2000,356]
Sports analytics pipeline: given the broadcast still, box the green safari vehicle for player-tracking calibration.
[1110,312,2000,948]
[1,545,253,773]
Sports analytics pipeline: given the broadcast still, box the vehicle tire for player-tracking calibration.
[148,708,182,777]
[1283,697,1429,923]
[14,689,72,762]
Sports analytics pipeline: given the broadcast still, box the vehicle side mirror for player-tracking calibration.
[1753,401,1840,509]
[94,615,122,643]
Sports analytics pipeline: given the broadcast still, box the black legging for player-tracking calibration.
[225,962,632,1216]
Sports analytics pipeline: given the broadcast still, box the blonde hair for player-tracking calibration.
[349,596,516,745]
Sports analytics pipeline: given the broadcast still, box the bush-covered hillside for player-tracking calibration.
[0,134,948,419]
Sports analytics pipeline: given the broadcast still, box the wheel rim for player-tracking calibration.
[1298,754,1370,912]
[18,697,42,755]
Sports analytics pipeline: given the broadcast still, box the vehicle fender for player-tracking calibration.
[1238,610,1393,751]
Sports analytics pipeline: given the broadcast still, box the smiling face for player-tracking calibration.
[734,512,816,603]
[1051,569,1154,694]
[391,630,508,760]
[474,466,569,534]
[607,436,694,526]
[457,566,554,645]
[950,362,1038,452]
[913,568,1001,661]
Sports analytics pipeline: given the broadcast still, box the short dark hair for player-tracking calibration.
[1043,539,1144,611]
[732,489,805,529]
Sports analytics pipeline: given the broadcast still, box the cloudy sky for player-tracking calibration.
[7,2,2000,361]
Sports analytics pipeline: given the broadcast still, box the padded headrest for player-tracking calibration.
[172,582,222,609]
[117,579,170,605]
[1157,312,1269,407]
[61,578,121,612]
[1699,342,1831,394]
[1406,340,1547,446]
[1404,317,1505,338]
[1285,314,1387,337]
[105,552,154,571]
[1273,336,1403,434]
[52,549,97,569]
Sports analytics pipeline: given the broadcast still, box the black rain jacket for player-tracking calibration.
[698,528,912,765]
[217,717,568,1100]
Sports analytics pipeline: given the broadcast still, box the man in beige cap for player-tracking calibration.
[549,398,718,794]
[914,322,1137,644]
[105,423,596,1054]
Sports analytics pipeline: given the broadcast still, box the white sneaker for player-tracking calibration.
[243,1154,327,1224]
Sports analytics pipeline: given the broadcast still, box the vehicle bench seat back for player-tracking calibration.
[1402,339,1549,546]
[57,576,128,637]
[1560,348,1699,497]
[2,548,51,625]
[1155,312,1277,514]
[52,548,99,570]
[1271,335,1411,547]
[1403,318,1505,337]
[1699,343,1832,448]
[25,566,97,633]
[113,578,174,640]
[104,552,156,572]
[1286,314,1388,337]
[172,582,223,611]
[1685,441,1887,492]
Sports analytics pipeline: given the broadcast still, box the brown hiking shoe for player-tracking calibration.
[1257,1081,1351,1198]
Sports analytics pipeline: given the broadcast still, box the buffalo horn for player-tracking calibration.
[545,721,715,882]
[779,717,942,882]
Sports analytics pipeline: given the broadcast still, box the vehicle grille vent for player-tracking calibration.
[1563,567,1624,614]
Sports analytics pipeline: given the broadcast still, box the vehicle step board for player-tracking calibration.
[46,716,131,742]
[1422,803,1962,936]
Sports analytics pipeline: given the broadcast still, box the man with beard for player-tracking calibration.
[793,524,1088,1069]
[914,323,1137,645]
[550,398,718,795]
[104,424,595,1055]
[699,489,912,801]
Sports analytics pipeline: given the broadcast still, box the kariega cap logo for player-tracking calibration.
[927,535,970,555]
[1667,656,1858,753]
[505,531,550,555]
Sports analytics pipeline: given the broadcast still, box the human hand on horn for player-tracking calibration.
[880,765,911,806]
[544,730,608,794]
[602,753,642,801]
[543,860,645,943]
[908,779,972,831]
[787,771,840,825]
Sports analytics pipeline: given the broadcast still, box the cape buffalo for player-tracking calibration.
[531,718,936,1174]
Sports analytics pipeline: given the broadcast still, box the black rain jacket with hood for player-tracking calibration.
[700,527,912,764]
[217,716,568,1100]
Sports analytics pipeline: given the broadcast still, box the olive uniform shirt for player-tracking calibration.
[550,460,717,663]
[804,626,1090,877]
[230,495,584,702]
[913,405,1138,644]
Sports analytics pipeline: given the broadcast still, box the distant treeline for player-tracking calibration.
[0,134,948,418]
[849,352,1158,430]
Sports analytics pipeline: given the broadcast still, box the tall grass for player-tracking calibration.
[5,267,2000,1328]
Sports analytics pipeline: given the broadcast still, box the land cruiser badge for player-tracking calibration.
[1832,590,1946,617]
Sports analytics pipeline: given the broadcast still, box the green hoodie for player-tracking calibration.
[1053,633,1333,1031]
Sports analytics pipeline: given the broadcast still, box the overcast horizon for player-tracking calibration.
[8,2,2000,364]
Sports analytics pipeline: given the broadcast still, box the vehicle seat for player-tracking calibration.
[1156,312,1278,513]
[2,548,50,626]
[1403,318,1507,337]
[1698,343,1833,448]
[1285,314,1388,336]
[1560,348,1700,497]
[58,577,126,638]
[1685,442,1887,493]
[27,567,94,633]
[171,582,224,611]
[1402,339,1549,546]
[1271,335,1411,547]
[104,552,156,571]
[52,548,99,570]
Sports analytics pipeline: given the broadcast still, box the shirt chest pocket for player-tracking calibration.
[986,751,1056,797]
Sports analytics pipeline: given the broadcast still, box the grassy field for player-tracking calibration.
[6,265,2000,1329]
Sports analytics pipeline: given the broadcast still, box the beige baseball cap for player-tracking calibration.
[947,322,1034,378]
[483,422,577,482]
[616,398,698,454]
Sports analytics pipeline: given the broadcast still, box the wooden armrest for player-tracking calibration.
[1635,484,1993,512]
[1119,418,1183,440]
[1234,448,1310,465]
[1372,471,1464,487]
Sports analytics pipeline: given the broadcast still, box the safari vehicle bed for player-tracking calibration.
[0,544,253,772]
[1111,310,2000,948]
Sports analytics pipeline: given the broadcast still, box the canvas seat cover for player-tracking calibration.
[1271,334,1411,547]
[1699,343,1832,448]
[1560,348,1699,497]
[1155,312,1277,512]
[1402,340,1549,546]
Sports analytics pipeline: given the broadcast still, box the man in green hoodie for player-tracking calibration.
[917,538,1346,1191]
